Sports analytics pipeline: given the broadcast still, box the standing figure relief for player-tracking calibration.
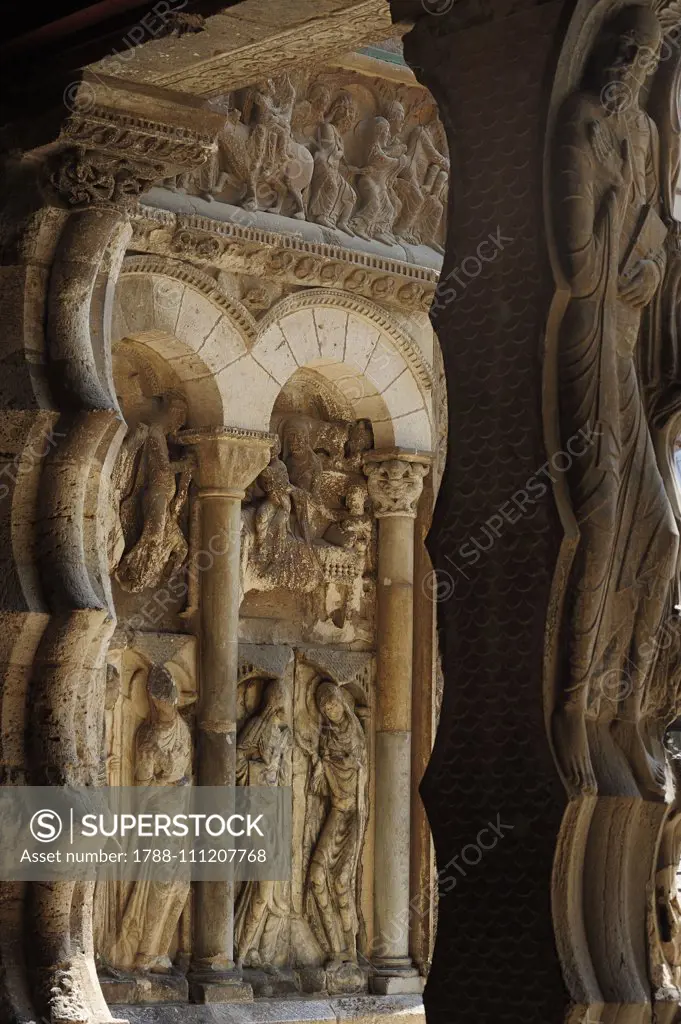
[109,665,192,974]
[551,5,679,798]
[235,680,292,968]
[308,92,360,235]
[303,680,368,966]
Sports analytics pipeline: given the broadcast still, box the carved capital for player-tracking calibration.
[48,147,163,209]
[45,105,216,210]
[177,427,275,497]
[363,449,431,519]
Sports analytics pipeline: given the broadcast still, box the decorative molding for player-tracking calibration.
[131,207,439,313]
[119,254,258,344]
[60,107,215,171]
[260,289,435,391]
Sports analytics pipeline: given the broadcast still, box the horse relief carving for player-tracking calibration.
[165,73,448,254]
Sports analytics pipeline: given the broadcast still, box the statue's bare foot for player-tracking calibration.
[552,703,597,797]
[611,719,666,796]
[338,221,355,236]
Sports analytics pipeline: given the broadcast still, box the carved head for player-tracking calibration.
[372,116,392,147]
[347,419,373,456]
[386,100,406,136]
[262,679,289,728]
[147,664,179,721]
[308,82,332,119]
[329,91,356,134]
[316,680,349,725]
[589,6,663,105]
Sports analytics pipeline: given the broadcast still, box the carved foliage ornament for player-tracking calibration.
[48,147,164,208]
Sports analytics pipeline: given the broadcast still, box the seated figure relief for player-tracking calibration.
[110,391,193,594]
[240,416,375,607]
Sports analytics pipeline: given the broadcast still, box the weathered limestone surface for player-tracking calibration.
[0,29,443,1024]
[400,1,681,1022]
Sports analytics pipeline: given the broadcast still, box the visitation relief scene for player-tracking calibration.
[0,1,681,1023]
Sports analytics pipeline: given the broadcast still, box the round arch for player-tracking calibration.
[227,290,434,448]
[112,256,257,427]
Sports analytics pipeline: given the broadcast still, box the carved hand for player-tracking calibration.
[618,258,661,308]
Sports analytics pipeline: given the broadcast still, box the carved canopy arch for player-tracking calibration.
[112,256,257,427]
[225,290,433,449]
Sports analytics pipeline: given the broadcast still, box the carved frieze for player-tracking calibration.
[129,207,439,313]
[160,68,448,255]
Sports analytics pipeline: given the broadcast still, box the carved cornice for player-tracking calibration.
[120,255,258,344]
[131,207,439,314]
[60,107,215,171]
[45,108,216,209]
[261,290,435,392]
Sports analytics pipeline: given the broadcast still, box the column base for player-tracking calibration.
[371,959,423,995]
[189,969,253,1004]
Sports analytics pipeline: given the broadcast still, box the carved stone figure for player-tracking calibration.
[416,167,448,255]
[551,5,678,797]
[393,113,450,246]
[655,809,681,991]
[364,458,429,518]
[235,680,292,967]
[308,92,358,235]
[343,420,374,475]
[304,680,368,965]
[351,117,407,245]
[242,76,314,218]
[241,438,324,596]
[114,392,193,593]
[109,665,192,973]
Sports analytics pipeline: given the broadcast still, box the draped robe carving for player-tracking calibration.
[551,5,678,797]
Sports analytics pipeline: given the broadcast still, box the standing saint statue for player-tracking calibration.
[109,665,192,973]
[234,680,291,967]
[551,5,678,797]
[305,681,368,966]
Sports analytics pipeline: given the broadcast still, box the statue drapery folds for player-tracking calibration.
[551,5,680,798]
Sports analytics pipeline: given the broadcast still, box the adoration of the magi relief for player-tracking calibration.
[164,69,449,256]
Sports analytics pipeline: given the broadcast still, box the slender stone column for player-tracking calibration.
[178,427,273,1003]
[363,449,430,995]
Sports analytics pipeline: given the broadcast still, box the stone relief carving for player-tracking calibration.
[241,416,376,631]
[301,680,368,978]
[166,71,448,255]
[108,664,192,975]
[235,679,292,968]
[364,456,429,518]
[110,391,193,594]
[550,6,679,797]
[95,638,197,988]
[308,92,359,234]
